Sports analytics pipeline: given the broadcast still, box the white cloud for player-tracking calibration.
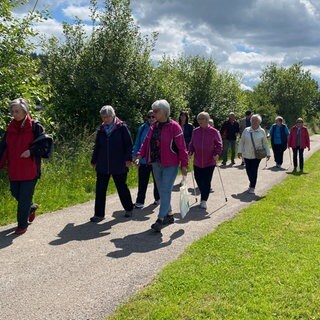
[12,0,320,89]
[62,5,91,21]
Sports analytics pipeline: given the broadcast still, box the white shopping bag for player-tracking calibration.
[179,179,190,219]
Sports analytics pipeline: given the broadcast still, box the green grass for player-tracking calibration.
[108,151,320,320]
[0,140,139,226]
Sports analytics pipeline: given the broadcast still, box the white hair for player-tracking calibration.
[100,105,115,117]
[151,99,170,118]
[251,114,262,123]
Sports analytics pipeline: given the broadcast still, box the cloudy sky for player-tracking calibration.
[15,0,320,89]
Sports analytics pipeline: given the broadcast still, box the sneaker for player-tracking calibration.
[151,218,163,232]
[90,216,105,223]
[153,200,160,205]
[125,210,133,218]
[200,200,207,209]
[15,227,27,235]
[248,188,255,194]
[28,204,38,223]
[220,162,226,167]
[134,203,144,209]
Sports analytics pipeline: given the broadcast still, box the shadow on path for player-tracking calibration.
[231,190,265,203]
[0,227,19,250]
[107,229,184,258]
[50,208,155,246]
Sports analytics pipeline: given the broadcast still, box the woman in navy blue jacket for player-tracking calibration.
[269,116,289,168]
[90,105,134,222]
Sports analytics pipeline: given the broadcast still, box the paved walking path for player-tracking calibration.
[1,135,320,320]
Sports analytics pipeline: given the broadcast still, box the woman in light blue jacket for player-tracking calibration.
[133,110,159,209]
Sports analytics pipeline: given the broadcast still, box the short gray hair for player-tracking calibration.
[197,111,210,121]
[251,114,262,123]
[275,116,283,123]
[9,98,29,114]
[100,105,115,117]
[151,99,170,118]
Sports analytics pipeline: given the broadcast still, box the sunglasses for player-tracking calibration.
[147,115,155,119]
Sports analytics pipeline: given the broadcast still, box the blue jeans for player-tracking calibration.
[152,163,178,218]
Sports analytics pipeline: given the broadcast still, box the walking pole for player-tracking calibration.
[216,166,228,202]
[191,171,198,203]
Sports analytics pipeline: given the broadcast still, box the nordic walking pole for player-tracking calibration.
[216,166,228,202]
[191,170,198,203]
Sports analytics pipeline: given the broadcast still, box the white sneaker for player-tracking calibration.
[200,200,207,209]
[134,203,144,209]
[248,188,255,194]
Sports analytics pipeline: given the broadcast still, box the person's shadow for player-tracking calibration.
[0,227,19,250]
[107,229,185,258]
[50,208,155,246]
[231,190,265,203]
[175,206,211,223]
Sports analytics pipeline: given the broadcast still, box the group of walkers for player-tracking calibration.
[0,98,310,235]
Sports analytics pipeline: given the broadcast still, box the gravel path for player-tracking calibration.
[1,135,320,320]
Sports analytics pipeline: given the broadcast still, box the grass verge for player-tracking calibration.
[108,151,320,320]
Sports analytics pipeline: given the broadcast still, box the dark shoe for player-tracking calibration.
[151,218,163,232]
[90,216,104,223]
[28,204,38,223]
[163,214,174,225]
[125,210,133,218]
[15,227,27,235]
[231,160,235,165]
[153,200,160,205]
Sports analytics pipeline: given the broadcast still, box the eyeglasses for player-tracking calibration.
[153,109,160,114]
[147,115,155,119]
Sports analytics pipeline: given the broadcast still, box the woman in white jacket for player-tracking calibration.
[238,114,270,194]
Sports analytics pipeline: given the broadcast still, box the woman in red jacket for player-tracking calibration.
[0,98,43,234]
[288,118,310,173]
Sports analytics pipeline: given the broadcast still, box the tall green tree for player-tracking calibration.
[0,0,50,132]
[254,62,320,127]
[44,0,157,137]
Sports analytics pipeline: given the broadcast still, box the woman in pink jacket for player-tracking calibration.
[188,112,222,209]
[288,117,310,173]
[136,99,188,232]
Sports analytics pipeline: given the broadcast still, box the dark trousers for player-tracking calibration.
[10,179,37,229]
[292,147,304,170]
[194,165,215,201]
[272,144,285,165]
[136,164,159,204]
[244,158,261,188]
[222,139,236,163]
[94,172,133,217]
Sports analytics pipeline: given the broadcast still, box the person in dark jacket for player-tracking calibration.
[132,110,160,209]
[220,112,240,166]
[90,105,134,222]
[269,116,289,168]
[0,98,44,235]
[178,111,194,147]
